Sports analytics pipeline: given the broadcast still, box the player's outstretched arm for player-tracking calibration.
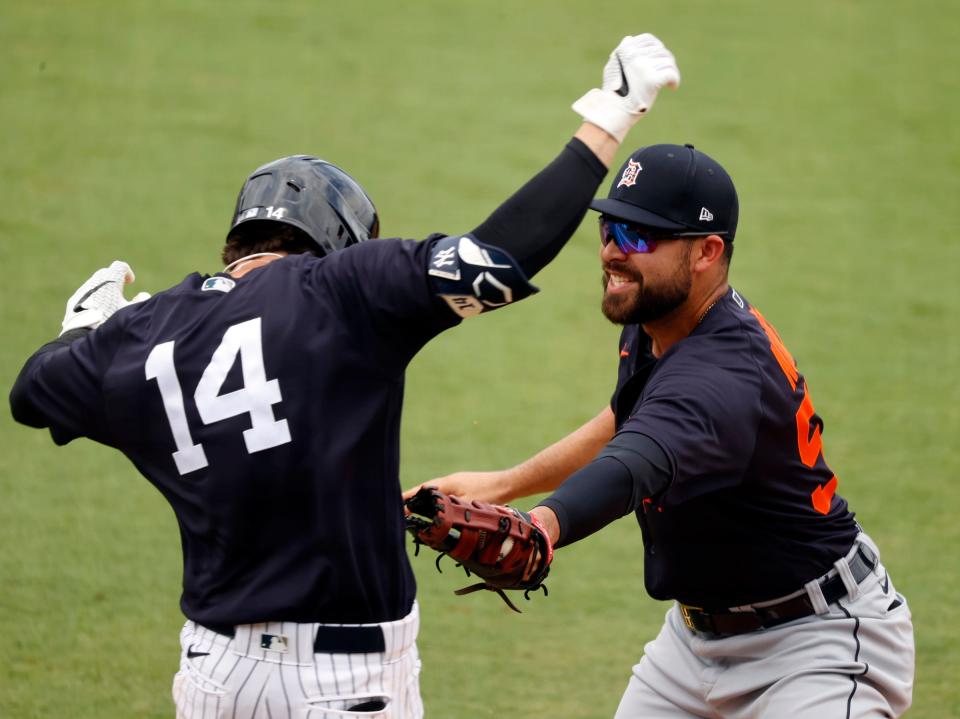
[534,431,672,548]
[421,35,679,323]
[403,406,615,504]
[10,261,149,430]
[467,33,680,280]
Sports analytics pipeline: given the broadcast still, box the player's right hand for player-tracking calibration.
[573,33,681,143]
[61,260,151,335]
[402,471,515,506]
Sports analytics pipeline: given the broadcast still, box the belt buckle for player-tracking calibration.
[680,604,703,631]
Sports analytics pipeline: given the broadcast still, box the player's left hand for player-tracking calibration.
[61,260,151,335]
[573,33,681,142]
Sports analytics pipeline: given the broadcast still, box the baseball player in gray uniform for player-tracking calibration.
[411,148,915,716]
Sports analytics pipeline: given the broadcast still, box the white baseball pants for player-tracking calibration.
[173,603,422,718]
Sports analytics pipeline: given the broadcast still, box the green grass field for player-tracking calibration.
[2,1,958,716]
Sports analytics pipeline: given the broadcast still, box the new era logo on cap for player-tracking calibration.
[699,207,714,222]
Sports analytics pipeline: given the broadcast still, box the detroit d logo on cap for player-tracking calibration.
[617,159,642,188]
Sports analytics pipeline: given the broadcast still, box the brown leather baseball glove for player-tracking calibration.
[405,487,553,612]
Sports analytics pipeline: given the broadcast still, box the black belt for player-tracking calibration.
[679,543,878,636]
[200,622,386,654]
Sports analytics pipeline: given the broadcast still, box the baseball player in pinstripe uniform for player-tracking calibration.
[413,145,915,717]
[9,34,680,718]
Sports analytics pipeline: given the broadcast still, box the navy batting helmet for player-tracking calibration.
[227,155,379,256]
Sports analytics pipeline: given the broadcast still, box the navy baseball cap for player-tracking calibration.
[591,144,739,240]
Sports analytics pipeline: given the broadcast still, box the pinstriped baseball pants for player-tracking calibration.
[172,603,422,718]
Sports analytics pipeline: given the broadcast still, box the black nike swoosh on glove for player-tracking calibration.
[72,280,114,312]
[616,56,629,97]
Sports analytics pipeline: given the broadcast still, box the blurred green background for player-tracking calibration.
[2,0,957,716]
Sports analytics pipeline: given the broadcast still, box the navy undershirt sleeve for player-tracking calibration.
[538,432,672,548]
[470,138,607,278]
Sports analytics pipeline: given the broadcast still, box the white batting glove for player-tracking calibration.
[60,260,151,335]
[573,34,681,142]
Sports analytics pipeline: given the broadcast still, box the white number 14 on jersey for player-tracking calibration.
[145,317,291,475]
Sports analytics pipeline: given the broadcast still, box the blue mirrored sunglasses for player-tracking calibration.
[599,217,661,254]
[599,216,728,255]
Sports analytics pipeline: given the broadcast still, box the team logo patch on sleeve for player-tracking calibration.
[617,159,643,188]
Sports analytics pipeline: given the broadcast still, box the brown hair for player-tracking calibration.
[221,223,317,266]
[723,239,734,265]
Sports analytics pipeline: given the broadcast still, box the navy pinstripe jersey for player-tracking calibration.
[612,287,858,608]
[18,241,462,625]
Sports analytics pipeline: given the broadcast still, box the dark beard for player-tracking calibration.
[601,257,692,326]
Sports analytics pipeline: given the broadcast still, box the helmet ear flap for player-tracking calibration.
[228,156,379,256]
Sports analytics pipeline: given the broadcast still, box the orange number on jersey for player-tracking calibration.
[796,385,823,468]
[750,308,838,514]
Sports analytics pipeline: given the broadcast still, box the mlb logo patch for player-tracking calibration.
[260,634,289,653]
[202,276,236,293]
[617,159,643,188]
